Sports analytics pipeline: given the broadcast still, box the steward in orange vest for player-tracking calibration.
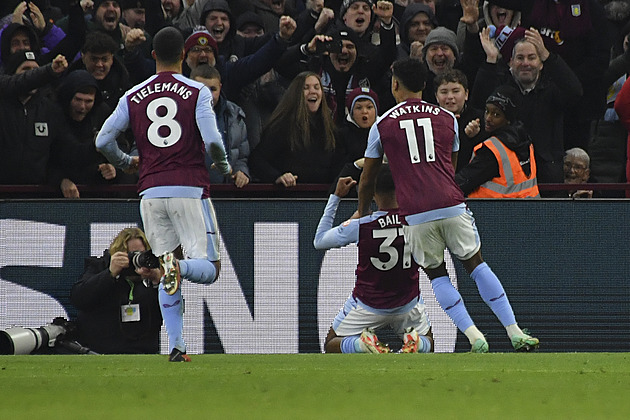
[455,85,540,198]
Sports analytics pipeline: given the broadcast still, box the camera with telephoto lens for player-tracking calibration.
[119,250,160,278]
[0,317,96,355]
[316,39,343,54]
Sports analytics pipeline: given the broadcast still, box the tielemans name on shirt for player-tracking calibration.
[129,82,193,104]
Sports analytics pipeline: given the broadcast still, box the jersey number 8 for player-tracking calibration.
[146,97,183,147]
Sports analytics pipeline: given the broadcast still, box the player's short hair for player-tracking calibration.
[391,58,427,93]
[375,164,395,195]
[190,63,221,81]
[153,26,185,65]
[434,68,468,92]
[81,31,118,55]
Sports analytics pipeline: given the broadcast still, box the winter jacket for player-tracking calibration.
[275,23,396,126]
[250,117,344,184]
[522,0,610,120]
[67,53,131,110]
[55,70,132,187]
[70,250,162,354]
[207,95,250,183]
[0,62,60,97]
[471,52,583,183]
[0,86,73,186]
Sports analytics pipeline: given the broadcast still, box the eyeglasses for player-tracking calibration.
[563,162,588,171]
[189,46,213,54]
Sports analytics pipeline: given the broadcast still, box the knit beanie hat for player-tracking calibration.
[119,0,146,10]
[339,0,373,19]
[184,29,218,56]
[236,11,264,32]
[200,0,232,25]
[489,24,526,62]
[5,50,38,75]
[422,27,459,58]
[92,0,107,11]
[326,25,361,52]
[486,0,523,11]
[486,85,520,122]
[346,87,379,114]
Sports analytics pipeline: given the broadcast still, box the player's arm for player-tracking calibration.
[314,177,359,250]
[358,125,384,216]
[95,97,134,170]
[451,116,460,169]
[196,86,232,175]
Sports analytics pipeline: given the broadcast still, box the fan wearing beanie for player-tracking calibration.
[343,87,379,161]
[455,85,540,198]
[327,86,379,198]
[419,26,461,105]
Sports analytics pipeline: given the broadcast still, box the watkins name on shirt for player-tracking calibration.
[388,103,440,119]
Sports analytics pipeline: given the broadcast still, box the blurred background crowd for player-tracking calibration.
[0,0,628,198]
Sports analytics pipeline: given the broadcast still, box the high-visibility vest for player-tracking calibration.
[468,137,540,198]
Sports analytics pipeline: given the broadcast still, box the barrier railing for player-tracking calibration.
[1,183,630,199]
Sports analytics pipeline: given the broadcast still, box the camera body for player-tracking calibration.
[316,39,343,54]
[119,250,160,279]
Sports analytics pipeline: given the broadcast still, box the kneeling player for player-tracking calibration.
[314,165,433,353]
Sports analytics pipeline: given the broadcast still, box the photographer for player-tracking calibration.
[70,227,162,354]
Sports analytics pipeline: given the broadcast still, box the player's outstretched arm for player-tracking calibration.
[314,177,360,250]
[357,157,382,217]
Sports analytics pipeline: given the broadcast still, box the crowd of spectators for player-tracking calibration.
[1,0,629,198]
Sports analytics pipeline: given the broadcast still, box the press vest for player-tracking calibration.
[468,137,540,198]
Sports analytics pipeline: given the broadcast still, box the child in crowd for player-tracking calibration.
[190,64,251,188]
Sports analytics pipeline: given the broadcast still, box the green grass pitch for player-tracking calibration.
[1,353,629,419]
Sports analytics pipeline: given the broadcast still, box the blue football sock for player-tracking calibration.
[418,335,432,353]
[158,285,185,352]
[179,259,217,284]
[431,276,474,333]
[470,262,516,327]
[340,335,361,353]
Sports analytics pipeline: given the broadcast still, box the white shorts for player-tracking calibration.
[140,197,220,261]
[332,295,431,338]
[403,211,480,269]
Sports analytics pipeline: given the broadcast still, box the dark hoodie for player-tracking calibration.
[56,70,127,186]
[397,3,438,58]
[0,23,40,67]
[200,0,270,61]
[455,120,533,195]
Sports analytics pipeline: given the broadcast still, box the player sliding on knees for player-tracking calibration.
[314,166,433,354]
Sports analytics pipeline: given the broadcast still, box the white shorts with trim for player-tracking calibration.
[403,211,480,269]
[332,295,431,337]
[140,197,220,261]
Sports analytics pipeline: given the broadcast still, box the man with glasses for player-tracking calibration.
[563,148,593,198]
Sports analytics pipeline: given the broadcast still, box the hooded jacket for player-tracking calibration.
[0,78,72,186]
[455,121,536,196]
[56,70,121,186]
[200,0,270,61]
[397,3,438,58]
[207,93,250,183]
